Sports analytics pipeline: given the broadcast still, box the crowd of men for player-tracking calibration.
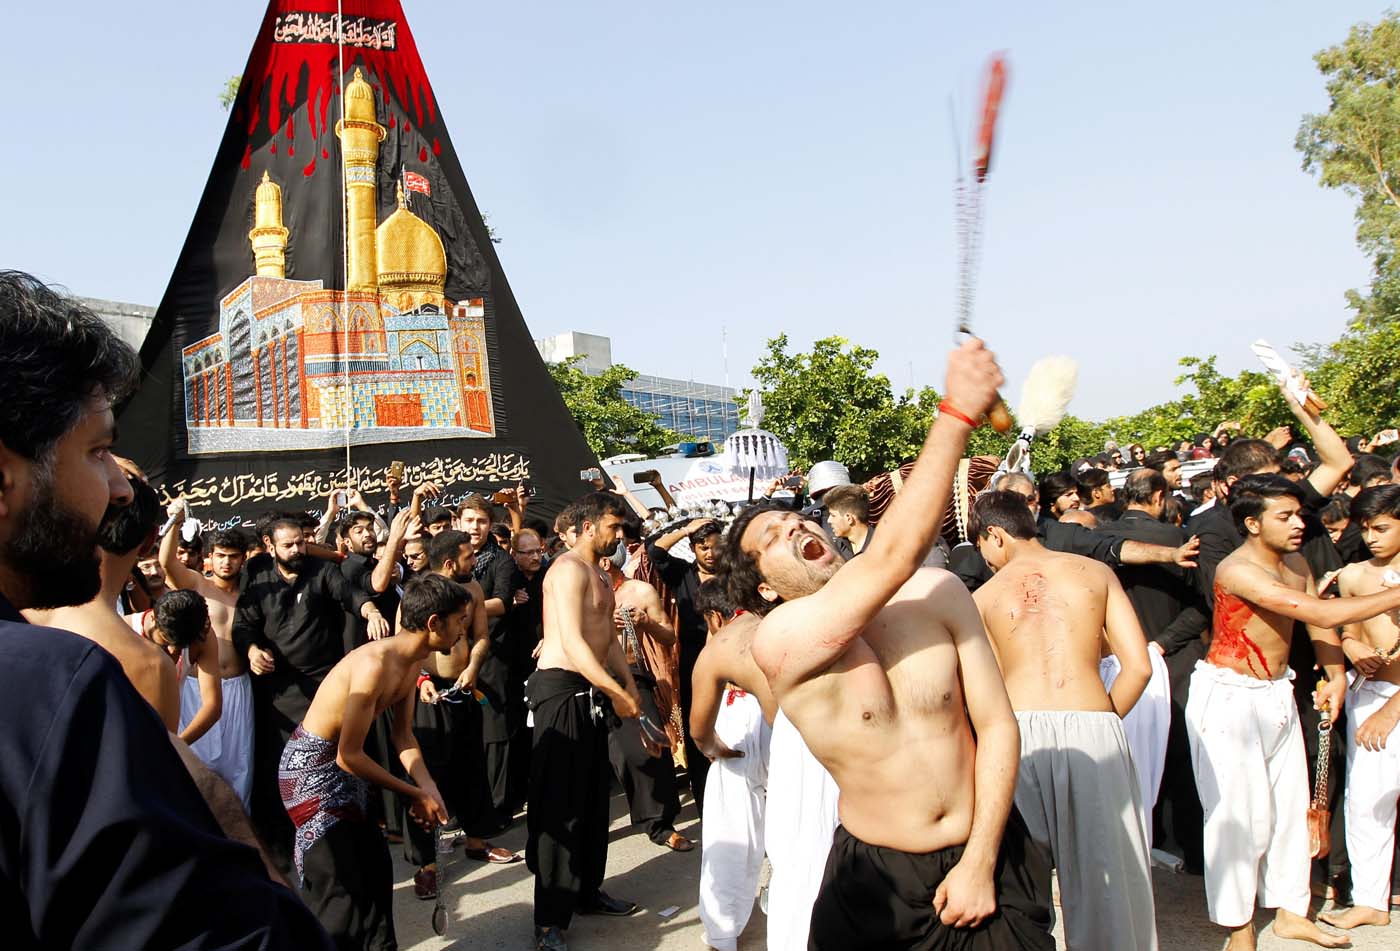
[4,267,1400,951]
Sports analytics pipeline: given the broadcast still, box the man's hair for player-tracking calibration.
[822,484,870,523]
[1188,471,1214,499]
[260,516,303,543]
[1228,473,1304,534]
[620,518,643,543]
[1161,495,1185,526]
[1142,449,1178,473]
[1351,484,1400,527]
[208,527,247,552]
[970,491,1038,541]
[427,529,472,570]
[255,510,304,541]
[0,272,140,462]
[1216,439,1281,486]
[575,492,628,529]
[1319,494,1351,526]
[490,523,513,547]
[337,511,375,539]
[554,501,581,535]
[1038,471,1078,512]
[456,494,494,520]
[97,477,161,555]
[512,527,543,550]
[689,520,724,546]
[720,501,787,617]
[176,532,205,554]
[1076,467,1111,499]
[421,505,453,527]
[695,577,735,620]
[996,471,1036,496]
[1350,453,1394,489]
[153,589,209,650]
[400,573,472,632]
[1122,468,1169,506]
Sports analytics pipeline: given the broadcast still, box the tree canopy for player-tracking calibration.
[546,357,679,459]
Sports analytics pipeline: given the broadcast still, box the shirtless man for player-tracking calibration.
[1187,474,1400,950]
[969,490,1157,950]
[1321,484,1400,932]
[280,572,460,950]
[529,491,643,951]
[27,475,195,735]
[689,583,778,951]
[405,529,515,902]
[732,339,1052,950]
[161,503,253,804]
[602,545,690,852]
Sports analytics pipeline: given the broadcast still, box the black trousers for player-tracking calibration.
[478,653,513,832]
[399,676,496,866]
[808,812,1054,951]
[525,669,612,930]
[300,816,396,951]
[608,673,681,842]
[1154,640,1205,872]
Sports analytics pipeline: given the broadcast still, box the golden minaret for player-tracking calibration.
[335,67,386,292]
[248,171,290,278]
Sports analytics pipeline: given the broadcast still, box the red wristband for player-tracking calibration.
[938,400,978,428]
[416,673,432,689]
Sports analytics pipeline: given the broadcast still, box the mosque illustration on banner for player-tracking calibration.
[181,68,495,454]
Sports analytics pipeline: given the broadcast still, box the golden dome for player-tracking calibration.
[376,183,447,296]
[345,67,377,124]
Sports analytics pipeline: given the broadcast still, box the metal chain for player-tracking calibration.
[1313,711,1332,806]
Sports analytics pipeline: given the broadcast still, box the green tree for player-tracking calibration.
[546,357,679,458]
[1102,356,1292,451]
[743,335,942,481]
[1297,13,1400,324]
[219,75,241,111]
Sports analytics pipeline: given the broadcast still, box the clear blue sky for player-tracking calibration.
[2,1,1385,419]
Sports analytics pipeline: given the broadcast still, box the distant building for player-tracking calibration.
[533,331,740,442]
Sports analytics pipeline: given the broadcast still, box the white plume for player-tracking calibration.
[1015,356,1078,436]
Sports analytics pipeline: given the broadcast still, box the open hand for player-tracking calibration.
[367,613,391,640]
[932,858,996,929]
[1173,536,1200,568]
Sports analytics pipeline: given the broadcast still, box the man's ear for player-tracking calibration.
[1243,514,1261,538]
[757,580,780,605]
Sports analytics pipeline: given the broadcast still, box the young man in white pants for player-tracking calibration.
[1321,484,1400,933]
[1187,475,1400,950]
[689,607,777,951]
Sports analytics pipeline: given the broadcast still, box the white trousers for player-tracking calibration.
[699,690,771,951]
[1100,647,1172,847]
[1186,661,1310,926]
[1345,678,1400,913]
[180,672,254,809]
[764,710,840,951]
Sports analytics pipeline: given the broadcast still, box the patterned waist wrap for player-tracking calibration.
[279,724,370,883]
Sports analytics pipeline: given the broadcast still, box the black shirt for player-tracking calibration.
[1105,509,1208,656]
[647,541,708,659]
[341,552,401,631]
[950,517,1130,593]
[232,555,369,690]
[0,595,331,950]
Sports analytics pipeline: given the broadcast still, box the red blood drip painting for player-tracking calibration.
[1209,586,1272,678]
[231,0,440,179]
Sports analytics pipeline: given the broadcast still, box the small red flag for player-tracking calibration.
[404,170,431,196]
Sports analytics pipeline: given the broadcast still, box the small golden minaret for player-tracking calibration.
[335,67,387,292]
[248,171,290,278]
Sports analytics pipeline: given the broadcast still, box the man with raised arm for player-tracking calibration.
[528,492,645,951]
[970,490,1157,951]
[280,572,462,950]
[1187,474,1400,951]
[731,340,1053,950]
[161,507,254,804]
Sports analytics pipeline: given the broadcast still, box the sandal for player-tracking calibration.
[462,843,520,864]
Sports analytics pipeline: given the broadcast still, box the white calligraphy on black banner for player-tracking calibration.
[273,12,397,50]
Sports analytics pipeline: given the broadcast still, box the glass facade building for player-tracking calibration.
[619,374,740,442]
